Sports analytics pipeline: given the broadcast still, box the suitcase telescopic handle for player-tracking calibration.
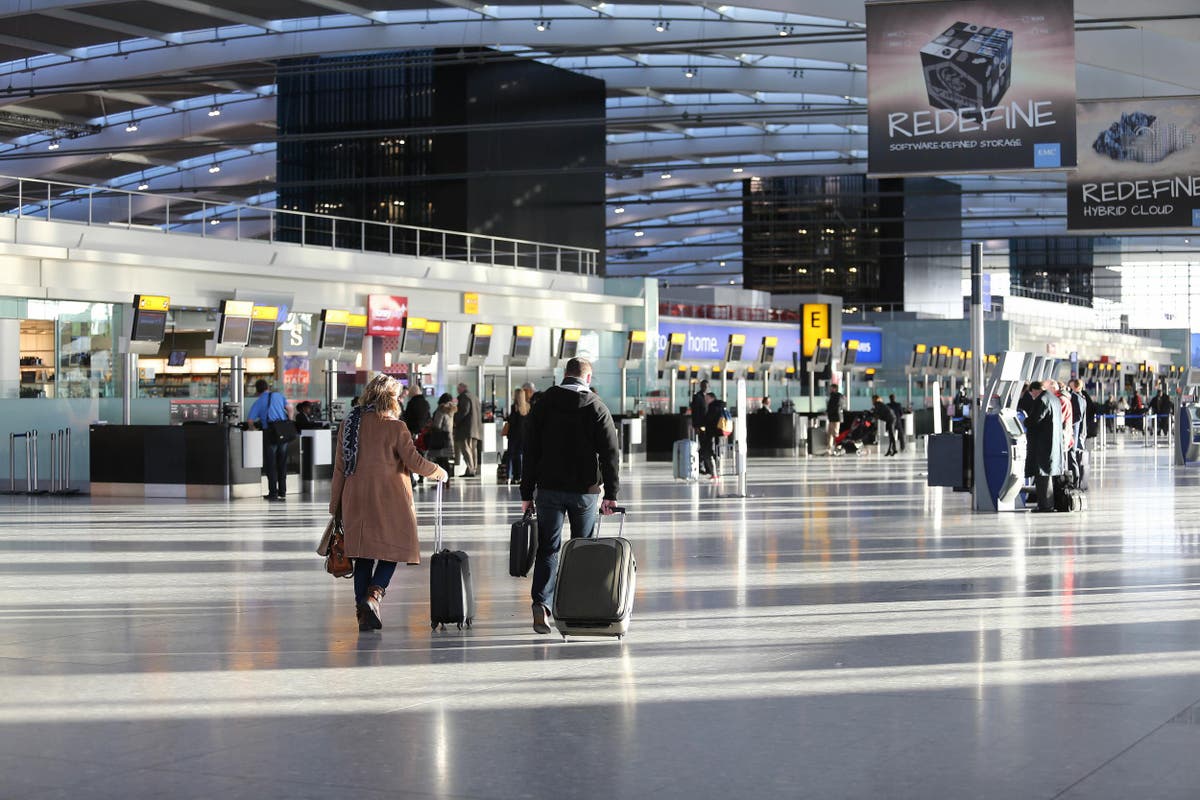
[610,507,627,514]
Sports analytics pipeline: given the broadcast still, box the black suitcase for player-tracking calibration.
[429,483,475,630]
[1053,475,1087,512]
[509,508,537,577]
[553,508,635,640]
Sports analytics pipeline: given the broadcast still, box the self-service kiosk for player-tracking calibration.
[980,409,1027,511]
[1177,405,1200,465]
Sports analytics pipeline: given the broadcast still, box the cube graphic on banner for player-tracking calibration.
[919,22,1012,116]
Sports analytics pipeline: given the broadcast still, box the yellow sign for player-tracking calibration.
[801,303,830,357]
[730,333,745,346]
[915,343,927,354]
[670,332,685,344]
[473,323,493,337]
[251,305,278,321]
[630,329,647,343]
[463,293,480,315]
[407,317,428,332]
[222,300,254,317]
[515,325,535,339]
[136,294,169,312]
[764,336,778,347]
[323,309,350,325]
[846,339,859,351]
[424,320,441,334]
[348,313,368,328]
[563,328,581,342]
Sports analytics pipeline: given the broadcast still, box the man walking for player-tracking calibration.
[454,381,482,477]
[246,378,293,501]
[520,358,620,634]
[887,393,906,453]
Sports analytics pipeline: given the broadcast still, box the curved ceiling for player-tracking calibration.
[0,1,1197,285]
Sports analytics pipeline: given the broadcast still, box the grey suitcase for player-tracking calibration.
[553,509,635,640]
[672,439,698,481]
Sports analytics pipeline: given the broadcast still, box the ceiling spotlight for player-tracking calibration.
[210,218,220,226]
[660,172,671,179]
[208,164,221,174]
[654,19,668,32]
[47,139,60,150]
[634,230,645,237]
[777,24,794,36]
[397,138,405,145]
[392,200,405,206]
[535,18,550,31]
[125,122,138,133]
[614,206,626,214]
[791,68,805,79]
[848,266,858,273]
[683,67,695,78]
[137,182,149,191]
[719,261,726,267]
[208,105,221,117]
[732,167,744,173]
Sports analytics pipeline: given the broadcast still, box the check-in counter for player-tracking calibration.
[300,428,335,493]
[616,416,646,460]
[90,423,289,499]
[645,414,692,461]
[745,412,803,457]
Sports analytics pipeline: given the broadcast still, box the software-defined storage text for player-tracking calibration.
[887,101,1055,138]
[890,139,1022,151]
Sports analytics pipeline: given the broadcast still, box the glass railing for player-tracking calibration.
[0,175,599,275]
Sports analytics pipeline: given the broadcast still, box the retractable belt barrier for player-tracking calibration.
[7,428,79,496]
[8,430,44,495]
[48,428,78,495]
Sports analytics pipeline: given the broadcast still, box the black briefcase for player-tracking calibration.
[509,509,537,577]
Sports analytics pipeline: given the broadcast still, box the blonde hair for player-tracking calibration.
[360,374,402,418]
[511,388,529,416]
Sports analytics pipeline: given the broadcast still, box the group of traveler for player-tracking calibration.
[1102,389,1174,434]
[689,380,731,477]
[823,386,907,456]
[1017,378,1090,512]
[309,358,619,635]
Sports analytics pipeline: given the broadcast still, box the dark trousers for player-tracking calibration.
[1034,475,1053,510]
[698,431,719,474]
[884,423,898,454]
[506,448,523,481]
[263,439,289,497]
[531,489,600,608]
[353,559,397,604]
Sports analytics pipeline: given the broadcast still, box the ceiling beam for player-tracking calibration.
[145,0,282,32]
[300,0,385,22]
[0,33,81,59]
[37,8,182,45]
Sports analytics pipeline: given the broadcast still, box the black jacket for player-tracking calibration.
[506,408,528,448]
[690,390,708,431]
[826,391,844,422]
[402,394,432,437]
[521,379,620,501]
[873,401,895,425]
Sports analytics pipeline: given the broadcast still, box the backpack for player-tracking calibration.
[717,407,733,436]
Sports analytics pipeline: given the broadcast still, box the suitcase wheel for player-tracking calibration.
[431,622,438,631]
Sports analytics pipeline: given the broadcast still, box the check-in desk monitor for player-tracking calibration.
[343,314,367,355]
[319,310,347,351]
[982,407,1027,511]
[469,324,492,357]
[758,336,777,367]
[131,294,168,343]
[421,321,441,356]
[841,339,859,367]
[557,329,580,361]
[401,317,426,355]
[625,330,646,362]
[512,326,534,359]
[218,300,254,346]
[248,319,276,348]
[665,332,685,364]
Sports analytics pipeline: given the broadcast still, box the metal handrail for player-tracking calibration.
[0,174,599,275]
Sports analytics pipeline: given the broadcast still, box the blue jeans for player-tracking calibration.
[263,439,289,497]
[354,559,397,604]
[531,490,600,607]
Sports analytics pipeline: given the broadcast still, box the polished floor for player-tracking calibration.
[2,439,1200,799]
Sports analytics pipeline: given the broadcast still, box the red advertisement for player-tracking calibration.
[367,294,408,336]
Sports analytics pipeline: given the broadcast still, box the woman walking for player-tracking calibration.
[504,387,530,484]
[330,374,447,631]
[427,393,456,480]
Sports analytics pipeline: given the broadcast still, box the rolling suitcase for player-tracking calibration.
[429,483,475,630]
[553,508,635,640]
[673,439,698,481]
[509,508,537,577]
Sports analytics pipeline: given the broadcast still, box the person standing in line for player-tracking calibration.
[520,358,620,635]
[504,387,530,485]
[756,397,772,414]
[401,383,433,485]
[246,378,293,501]
[872,394,898,456]
[1153,387,1174,434]
[329,374,448,631]
[886,393,906,453]
[701,391,728,477]
[454,381,483,478]
[690,379,711,473]
[1018,381,1062,512]
[427,393,456,482]
[825,384,844,456]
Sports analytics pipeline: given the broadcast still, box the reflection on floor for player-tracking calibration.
[2,443,1200,799]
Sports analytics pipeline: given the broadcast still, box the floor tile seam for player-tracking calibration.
[1047,694,1200,800]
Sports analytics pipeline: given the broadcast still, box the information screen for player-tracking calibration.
[401,318,426,355]
[511,326,534,359]
[420,322,440,356]
[167,350,187,367]
[319,323,347,350]
[248,319,276,348]
[219,315,251,346]
[468,324,492,357]
[343,325,366,353]
[132,309,167,342]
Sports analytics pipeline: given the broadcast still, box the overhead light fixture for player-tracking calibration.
[47,139,60,151]
[660,172,671,179]
[125,120,138,133]
[732,166,744,173]
[683,67,695,78]
[848,266,858,273]
[791,68,805,79]
[208,105,222,117]
[777,25,794,36]
[392,199,405,206]
[614,206,625,214]
[634,230,645,237]
[137,182,149,191]
[208,163,221,174]
[210,218,220,225]
[397,138,405,145]
[719,261,726,267]
[654,19,669,32]
[535,18,550,31]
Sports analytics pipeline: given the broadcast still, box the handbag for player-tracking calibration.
[267,419,299,444]
[317,517,354,578]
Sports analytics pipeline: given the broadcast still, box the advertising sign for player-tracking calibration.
[843,327,884,365]
[367,294,408,336]
[866,0,1077,175]
[801,303,830,357]
[1067,97,1200,230]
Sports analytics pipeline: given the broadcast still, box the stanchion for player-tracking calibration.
[7,431,40,495]
[49,427,80,495]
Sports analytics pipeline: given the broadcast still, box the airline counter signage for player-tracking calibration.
[802,303,830,358]
[367,294,408,336]
[843,327,884,365]
[866,0,1077,176]
[658,321,801,364]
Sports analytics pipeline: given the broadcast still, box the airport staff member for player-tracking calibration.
[1018,381,1062,512]
[246,379,293,501]
[520,358,620,634]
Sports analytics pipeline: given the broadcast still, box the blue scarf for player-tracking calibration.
[340,404,376,477]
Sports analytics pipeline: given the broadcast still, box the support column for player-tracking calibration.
[970,242,988,511]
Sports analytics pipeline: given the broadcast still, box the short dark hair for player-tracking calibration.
[254,379,269,393]
[564,357,592,378]
[699,380,709,391]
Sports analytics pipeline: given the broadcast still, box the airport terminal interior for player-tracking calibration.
[2,1,1200,798]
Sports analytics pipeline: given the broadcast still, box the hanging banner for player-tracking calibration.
[1067,97,1200,230]
[866,0,1077,176]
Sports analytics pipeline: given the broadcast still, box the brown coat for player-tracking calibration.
[329,413,442,564]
